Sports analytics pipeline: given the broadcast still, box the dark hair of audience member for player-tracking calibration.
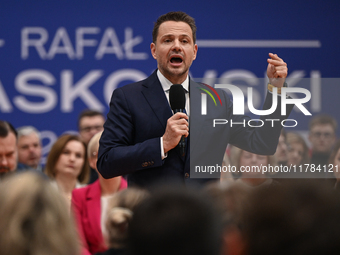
[77,109,104,129]
[242,180,340,255]
[127,187,223,255]
[0,120,17,138]
[45,134,90,184]
[204,181,250,255]
[0,172,79,255]
[105,188,149,250]
[309,114,338,132]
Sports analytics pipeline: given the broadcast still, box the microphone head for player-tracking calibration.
[169,84,186,111]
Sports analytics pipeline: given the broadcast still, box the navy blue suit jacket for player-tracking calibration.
[97,70,293,188]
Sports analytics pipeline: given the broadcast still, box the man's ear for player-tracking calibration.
[193,44,198,60]
[150,43,157,59]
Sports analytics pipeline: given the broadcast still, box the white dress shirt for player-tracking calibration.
[157,70,189,159]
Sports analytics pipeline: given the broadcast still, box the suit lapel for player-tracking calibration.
[141,71,172,130]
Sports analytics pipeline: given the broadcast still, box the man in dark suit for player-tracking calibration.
[97,11,292,188]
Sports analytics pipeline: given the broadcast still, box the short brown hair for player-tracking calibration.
[77,109,104,129]
[152,11,197,44]
[45,134,89,184]
[309,114,338,133]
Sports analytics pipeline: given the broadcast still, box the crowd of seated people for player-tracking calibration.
[0,113,340,255]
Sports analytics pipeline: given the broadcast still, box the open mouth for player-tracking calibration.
[170,55,183,64]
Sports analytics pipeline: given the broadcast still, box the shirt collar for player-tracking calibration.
[157,69,189,93]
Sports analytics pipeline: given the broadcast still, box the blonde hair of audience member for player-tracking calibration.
[105,188,149,249]
[230,146,277,187]
[286,132,310,167]
[45,134,89,200]
[0,172,79,255]
[88,131,124,194]
[329,140,340,187]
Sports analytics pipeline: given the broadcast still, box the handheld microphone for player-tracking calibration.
[169,84,186,157]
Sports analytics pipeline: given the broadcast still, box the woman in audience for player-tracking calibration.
[286,132,310,167]
[285,132,311,177]
[72,132,127,255]
[229,146,277,188]
[45,134,90,206]
[329,139,340,189]
[0,172,79,255]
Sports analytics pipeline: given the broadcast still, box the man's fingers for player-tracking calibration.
[172,112,188,120]
[268,53,283,61]
[267,59,287,66]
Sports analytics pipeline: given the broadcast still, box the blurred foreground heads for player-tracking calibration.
[0,172,79,255]
[97,188,149,255]
[128,187,223,255]
[242,180,340,255]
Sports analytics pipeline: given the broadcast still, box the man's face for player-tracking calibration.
[18,133,42,169]
[0,132,18,175]
[151,21,197,84]
[79,115,105,145]
[309,124,336,154]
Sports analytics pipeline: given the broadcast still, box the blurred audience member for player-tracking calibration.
[286,132,310,176]
[242,180,340,255]
[0,171,79,255]
[128,187,223,255]
[94,188,149,255]
[220,147,234,183]
[230,146,277,188]
[0,120,18,177]
[16,126,43,172]
[72,132,127,255]
[308,114,337,166]
[78,110,105,145]
[329,139,340,189]
[78,109,105,184]
[272,129,290,181]
[274,129,288,166]
[45,134,89,207]
[205,181,249,255]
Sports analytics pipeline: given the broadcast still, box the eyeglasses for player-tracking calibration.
[80,125,103,133]
[311,132,334,139]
